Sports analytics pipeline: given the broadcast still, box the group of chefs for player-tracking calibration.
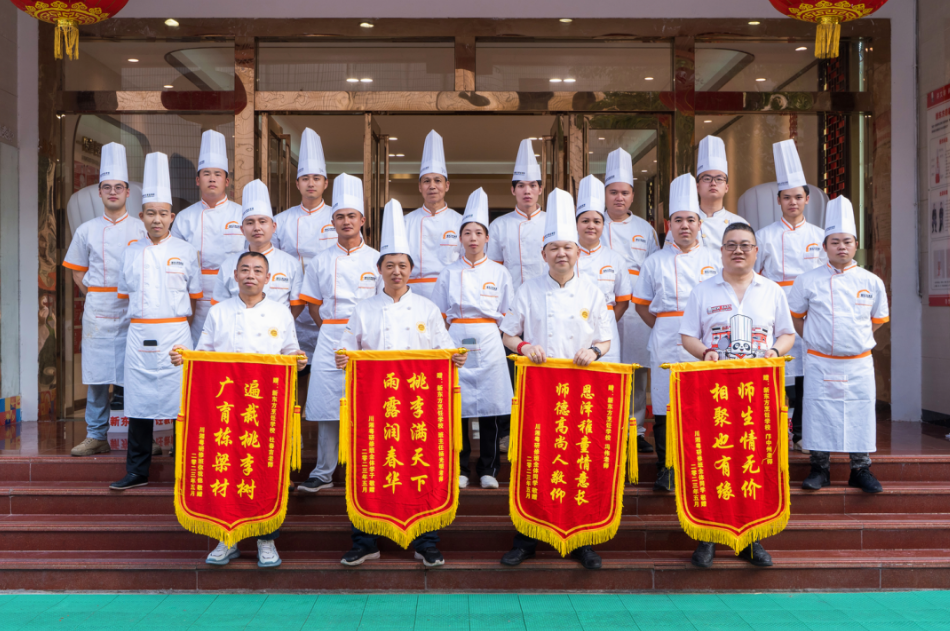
[63,126,889,570]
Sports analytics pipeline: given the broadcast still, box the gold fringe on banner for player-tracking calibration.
[54,18,79,60]
[815,18,842,59]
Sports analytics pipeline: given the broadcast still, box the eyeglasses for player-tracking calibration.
[723,243,755,252]
[99,184,128,193]
[699,176,728,185]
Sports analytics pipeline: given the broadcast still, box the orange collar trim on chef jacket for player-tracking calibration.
[201,197,229,209]
[461,255,488,268]
[451,318,497,324]
[131,317,188,324]
[256,247,274,256]
[322,318,349,325]
[515,207,542,220]
[102,213,129,225]
[422,204,448,216]
[827,262,858,274]
[578,244,602,256]
[670,241,701,254]
[88,286,119,292]
[407,278,438,283]
[781,216,807,231]
[656,311,685,317]
[807,349,872,360]
[337,240,365,255]
[302,201,325,214]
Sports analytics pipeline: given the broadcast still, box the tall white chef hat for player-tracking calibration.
[669,173,702,217]
[575,174,605,217]
[542,188,578,246]
[197,129,229,173]
[141,152,173,206]
[461,187,490,231]
[513,139,542,182]
[99,142,129,184]
[696,135,728,177]
[240,179,273,221]
[420,129,448,179]
[379,198,411,257]
[773,139,807,192]
[824,195,857,238]
[297,127,327,179]
[331,173,364,215]
[605,148,634,188]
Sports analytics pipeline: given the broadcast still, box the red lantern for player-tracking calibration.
[9,0,130,60]
[768,0,888,59]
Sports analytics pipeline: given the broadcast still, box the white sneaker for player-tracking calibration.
[459,475,469,489]
[206,541,240,565]
[257,539,281,568]
[480,475,499,489]
[793,440,810,454]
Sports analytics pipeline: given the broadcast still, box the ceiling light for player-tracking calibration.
[564,78,576,83]
[534,154,540,157]
[644,77,654,81]
[642,170,648,173]
[163,85,173,89]
[128,58,139,63]
[559,18,573,23]
[360,22,374,28]
[389,137,398,141]
[360,78,373,83]
[704,119,712,123]
[796,46,807,51]
[346,78,359,83]
[748,21,761,25]
[598,137,605,140]
[653,160,657,163]
[389,154,395,157]
[756,77,767,82]
[549,78,563,83]
[396,154,405,157]
[589,151,594,154]
[164,18,179,27]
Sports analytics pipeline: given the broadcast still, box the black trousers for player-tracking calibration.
[460,416,504,478]
[787,376,804,442]
[653,414,668,466]
[126,417,154,477]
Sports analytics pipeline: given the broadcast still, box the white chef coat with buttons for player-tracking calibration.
[500,272,613,360]
[212,246,304,309]
[575,244,632,363]
[602,212,660,366]
[404,204,462,299]
[197,295,299,355]
[679,271,795,354]
[755,217,827,377]
[272,201,338,360]
[63,212,149,385]
[117,234,202,419]
[632,242,721,412]
[487,208,547,291]
[665,208,748,251]
[788,262,889,453]
[170,197,246,342]
[299,240,381,420]
[340,288,456,353]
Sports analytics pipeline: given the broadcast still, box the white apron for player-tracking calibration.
[81,290,129,385]
[648,314,694,413]
[604,312,621,364]
[124,320,192,419]
[448,321,513,418]
[782,283,805,378]
[306,321,349,421]
[621,306,652,367]
[801,352,876,453]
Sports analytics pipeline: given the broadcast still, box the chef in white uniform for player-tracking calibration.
[679,221,795,569]
[404,130,462,299]
[664,136,748,251]
[602,148,660,453]
[498,188,613,571]
[432,188,514,490]
[273,127,338,370]
[171,130,245,343]
[789,196,889,494]
[63,143,148,457]
[297,173,381,494]
[171,243,307,570]
[111,152,202,490]
[632,174,721,492]
[574,174,631,364]
[755,140,827,452]
[336,199,467,570]
[212,181,305,314]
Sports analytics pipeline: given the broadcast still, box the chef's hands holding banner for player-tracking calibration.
[170,345,308,371]
[503,334,609,366]
[335,349,468,369]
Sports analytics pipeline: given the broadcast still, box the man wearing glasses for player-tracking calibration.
[664,136,749,251]
[679,223,795,567]
[63,143,148,456]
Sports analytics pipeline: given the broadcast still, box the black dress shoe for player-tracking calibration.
[802,465,830,490]
[691,541,715,568]
[637,435,655,453]
[738,542,773,567]
[654,466,675,492]
[848,467,883,493]
[109,473,148,490]
[501,547,535,566]
[570,546,602,569]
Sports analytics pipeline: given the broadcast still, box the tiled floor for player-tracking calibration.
[3,592,950,630]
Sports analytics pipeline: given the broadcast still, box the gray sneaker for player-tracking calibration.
[297,478,333,493]
[499,435,509,453]
[71,437,111,457]
[151,440,163,456]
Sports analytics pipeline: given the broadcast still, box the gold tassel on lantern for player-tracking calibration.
[54,18,80,60]
[815,17,842,59]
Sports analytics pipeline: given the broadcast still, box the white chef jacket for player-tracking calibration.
[117,234,202,419]
[680,271,795,354]
[432,255,515,418]
[500,272,613,360]
[197,295,300,355]
[340,289,456,352]
[212,246,304,309]
[404,204,462,299]
[576,243,632,364]
[487,207,547,291]
[755,216,827,377]
[170,197,246,341]
[665,208,748,251]
[272,201,337,360]
[63,212,149,385]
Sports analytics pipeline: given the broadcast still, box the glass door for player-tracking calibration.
[362,114,389,249]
